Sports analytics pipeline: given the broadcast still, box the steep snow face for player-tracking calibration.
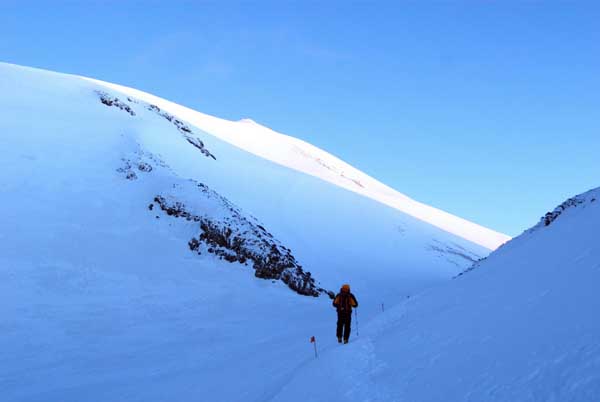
[81,77,510,250]
[273,188,600,402]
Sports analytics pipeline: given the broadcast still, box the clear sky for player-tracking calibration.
[1,1,598,236]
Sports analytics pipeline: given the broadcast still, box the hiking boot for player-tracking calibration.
[337,337,342,343]
[344,339,349,344]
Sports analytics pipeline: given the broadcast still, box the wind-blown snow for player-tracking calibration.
[81,76,510,250]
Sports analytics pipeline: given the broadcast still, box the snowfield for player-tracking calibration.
[271,188,600,402]
[2,62,593,402]
[0,62,493,401]
[82,76,510,251]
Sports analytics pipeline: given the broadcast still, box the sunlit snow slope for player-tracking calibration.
[82,77,509,250]
[273,188,600,402]
[0,62,501,402]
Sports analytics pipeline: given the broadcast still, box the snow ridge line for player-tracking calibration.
[533,189,598,231]
[82,75,509,250]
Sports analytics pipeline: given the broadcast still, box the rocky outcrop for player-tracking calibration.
[103,91,329,297]
[96,91,136,116]
[542,197,590,227]
[458,188,599,278]
[145,104,216,160]
[529,189,598,232]
[152,188,332,298]
[96,90,216,160]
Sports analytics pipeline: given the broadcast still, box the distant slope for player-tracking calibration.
[81,76,510,250]
[273,188,600,401]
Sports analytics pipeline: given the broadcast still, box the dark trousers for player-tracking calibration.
[336,311,352,340]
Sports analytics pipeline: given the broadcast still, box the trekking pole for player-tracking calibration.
[355,309,359,337]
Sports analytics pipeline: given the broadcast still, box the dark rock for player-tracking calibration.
[96,91,136,116]
[152,192,330,297]
[143,102,217,160]
[542,196,586,227]
[138,162,153,172]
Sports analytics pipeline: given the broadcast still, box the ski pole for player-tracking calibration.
[355,309,359,337]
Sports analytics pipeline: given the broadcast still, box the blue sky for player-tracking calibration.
[1,1,598,236]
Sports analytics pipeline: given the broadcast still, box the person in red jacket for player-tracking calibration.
[332,284,358,344]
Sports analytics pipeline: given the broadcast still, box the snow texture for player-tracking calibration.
[271,188,600,402]
[0,62,525,402]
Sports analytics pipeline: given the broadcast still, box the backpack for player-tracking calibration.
[335,292,353,312]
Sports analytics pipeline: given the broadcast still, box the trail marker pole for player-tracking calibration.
[382,302,385,313]
[310,336,318,358]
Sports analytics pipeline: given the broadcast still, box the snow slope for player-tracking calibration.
[0,61,501,402]
[81,76,510,251]
[273,188,600,401]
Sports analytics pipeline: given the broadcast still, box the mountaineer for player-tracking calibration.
[332,284,358,344]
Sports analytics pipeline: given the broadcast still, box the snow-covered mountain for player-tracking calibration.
[82,76,510,251]
[0,62,509,401]
[273,188,600,401]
